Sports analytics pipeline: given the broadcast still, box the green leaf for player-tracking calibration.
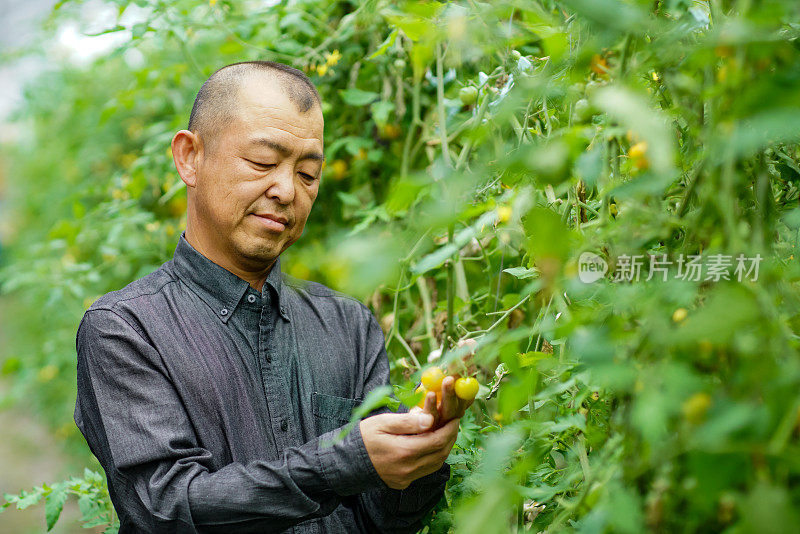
[370,100,395,124]
[45,486,68,531]
[352,385,396,420]
[131,22,150,40]
[339,89,379,106]
[368,28,398,59]
[503,266,538,279]
[412,211,497,275]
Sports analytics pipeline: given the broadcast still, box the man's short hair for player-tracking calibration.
[187,60,321,150]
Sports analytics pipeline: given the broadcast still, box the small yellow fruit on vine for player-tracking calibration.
[628,142,649,171]
[628,141,648,159]
[415,385,428,408]
[379,123,402,140]
[672,307,688,323]
[497,206,512,223]
[421,367,445,390]
[329,159,348,181]
[454,377,479,400]
[682,392,712,424]
[590,54,610,76]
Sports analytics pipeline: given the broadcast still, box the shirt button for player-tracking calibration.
[280,419,288,432]
[247,295,256,303]
[220,308,228,316]
[280,306,287,315]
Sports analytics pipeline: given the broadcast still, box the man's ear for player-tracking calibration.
[171,130,202,188]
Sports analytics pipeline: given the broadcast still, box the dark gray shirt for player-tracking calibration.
[74,231,449,533]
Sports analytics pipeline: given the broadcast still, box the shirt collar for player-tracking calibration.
[172,231,288,324]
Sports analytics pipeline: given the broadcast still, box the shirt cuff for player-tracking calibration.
[317,420,386,496]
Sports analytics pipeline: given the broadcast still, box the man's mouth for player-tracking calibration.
[251,213,287,232]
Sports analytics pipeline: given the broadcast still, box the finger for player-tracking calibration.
[439,376,459,421]
[404,417,461,455]
[415,433,458,477]
[372,411,434,435]
[423,391,440,428]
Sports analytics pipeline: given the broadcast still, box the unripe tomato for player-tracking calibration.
[573,98,593,122]
[459,86,478,106]
[379,123,401,140]
[454,377,479,400]
[421,367,445,390]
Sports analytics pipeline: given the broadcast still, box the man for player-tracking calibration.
[74,60,472,533]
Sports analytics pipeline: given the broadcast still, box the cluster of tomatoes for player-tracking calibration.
[414,339,481,408]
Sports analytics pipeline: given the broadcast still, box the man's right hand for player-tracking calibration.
[359,395,460,490]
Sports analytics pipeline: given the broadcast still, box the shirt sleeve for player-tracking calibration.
[346,307,451,533]
[74,308,386,534]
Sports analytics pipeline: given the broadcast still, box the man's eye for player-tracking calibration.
[299,172,317,181]
[246,159,275,169]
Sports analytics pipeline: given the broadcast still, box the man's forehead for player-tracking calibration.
[232,78,323,139]
[238,75,322,117]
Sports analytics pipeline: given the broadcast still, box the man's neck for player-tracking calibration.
[184,225,275,293]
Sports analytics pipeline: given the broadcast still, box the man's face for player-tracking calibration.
[192,76,323,270]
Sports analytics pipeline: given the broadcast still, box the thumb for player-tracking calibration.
[376,411,434,435]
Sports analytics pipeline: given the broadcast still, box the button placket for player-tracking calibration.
[257,296,296,448]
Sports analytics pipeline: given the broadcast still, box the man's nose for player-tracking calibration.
[266,164,295,204]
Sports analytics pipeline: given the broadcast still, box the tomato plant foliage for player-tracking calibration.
[2,0,800,532]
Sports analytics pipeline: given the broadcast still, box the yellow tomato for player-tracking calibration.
[329,159,348,181]
[415,385,428,408]
[421,367,445,391]
[628,141,648,159]
[454,377,479,400]
[682,392,712,424]
[590,54,610,76]
[379,123,402,140]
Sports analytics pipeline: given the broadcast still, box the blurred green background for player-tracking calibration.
[2,0,800,532]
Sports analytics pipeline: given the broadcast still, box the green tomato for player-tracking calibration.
[573,98,594,122]
[459,86,478,106]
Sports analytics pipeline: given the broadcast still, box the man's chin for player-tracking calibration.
[234,237,283,266]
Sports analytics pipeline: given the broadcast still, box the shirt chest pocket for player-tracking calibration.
[312,392,361,436]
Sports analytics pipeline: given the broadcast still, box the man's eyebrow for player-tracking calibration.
[249,137,325,162]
